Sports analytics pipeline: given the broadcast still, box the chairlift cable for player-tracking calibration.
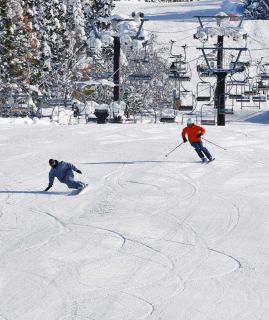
[144,25,200,34]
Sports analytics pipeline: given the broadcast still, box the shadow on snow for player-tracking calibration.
[81,160,191,165]
[0,191,67,195]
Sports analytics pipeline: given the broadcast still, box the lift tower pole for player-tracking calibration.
[194,14,247,126]
[113,36,120,102]
[215,35,227,126]
[112,13,148,103]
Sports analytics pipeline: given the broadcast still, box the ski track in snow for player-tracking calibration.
[2,0,269,315]
[3,125,267,319]
[1,122,269,319]
[93,150,244,317]
[82,158,186,316]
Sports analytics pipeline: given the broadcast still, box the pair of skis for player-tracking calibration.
[201,158,215,164]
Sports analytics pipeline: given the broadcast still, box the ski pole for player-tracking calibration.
[165,142,185,157]
[202,137,227,151]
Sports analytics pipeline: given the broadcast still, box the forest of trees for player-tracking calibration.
[1,0,269,120]
[0,0,172,119]
[244,0,269,20]
[0,0,114,97]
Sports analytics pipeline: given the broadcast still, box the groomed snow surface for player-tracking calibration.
[1,116,269,319]
[2,0,269,319]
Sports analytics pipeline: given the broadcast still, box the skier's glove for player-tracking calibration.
[183,137,187,143]
[197,133,203,138]
[76,169,82,174]
[44,185,52,192]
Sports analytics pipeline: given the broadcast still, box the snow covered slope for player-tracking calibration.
[1,120,269,319]
[1,0,269,319]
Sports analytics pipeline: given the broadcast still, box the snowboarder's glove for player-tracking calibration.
[44,185,52,192]
[183,137,187,143]
[76,169,82,174]
[197,133,203,138]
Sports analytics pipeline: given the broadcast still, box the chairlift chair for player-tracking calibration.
[128,74,152,81]
[174,91,194,111]
[226,80,246,99]
[252,94,266,102]
[169,73,191,81]
[260,72,269,80]
[236,95,250,102]
[196,82,212,101]
[160,103,176,123]
[169,60,191,81]
[10,94,34,118]
[243,85,258,96]
[200,103,217,126]
[256,80,269,92]
[237,94,262,110]
[197,65,215,78]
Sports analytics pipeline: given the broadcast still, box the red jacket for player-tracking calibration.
[182,124,206,144]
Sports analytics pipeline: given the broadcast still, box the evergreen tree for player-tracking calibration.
[0,0,33,93]
[244,0,269,20]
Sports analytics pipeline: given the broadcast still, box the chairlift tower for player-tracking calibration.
[111,13,148,102]
[169,42,192,110]
[194,13,247,126]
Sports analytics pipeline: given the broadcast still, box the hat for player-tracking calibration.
[49,159,58,168]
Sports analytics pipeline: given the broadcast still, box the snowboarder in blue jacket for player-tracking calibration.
[44,159,86,191]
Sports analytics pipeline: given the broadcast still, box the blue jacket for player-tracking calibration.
[49,161,79,186]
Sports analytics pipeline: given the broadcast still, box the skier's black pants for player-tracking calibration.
[191,141,212,160]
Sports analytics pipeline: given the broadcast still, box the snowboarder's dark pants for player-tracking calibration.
[191,141,212,160]
[64,172,85,189]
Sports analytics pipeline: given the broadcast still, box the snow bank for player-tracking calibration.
[0,117,52,125]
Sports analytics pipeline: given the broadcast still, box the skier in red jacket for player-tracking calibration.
[182,118,214,162]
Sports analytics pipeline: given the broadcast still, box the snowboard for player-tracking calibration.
[68,184,89,196]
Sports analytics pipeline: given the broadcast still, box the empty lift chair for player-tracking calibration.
[10,94,35,117]
[174,90,195,112]
[160,101,176,123]
[200,103,217,126]
[237,81,266,109]
[196,82,212,101]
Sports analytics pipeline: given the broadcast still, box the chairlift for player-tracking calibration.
[196,82,212,101]
[236,95,250,102]
[206,51,217,62]
[215,93,234,114]
[256,80,269,91]
[226,80,247,99]
[200,103,217,126]
[260,72,269,80]
[181,112,198,125]
[128,74,152,81]
[174,91,194,111]
[237,94,261,110]
[229,61,248,72]
[169,62,191,81]
[169,73,191,81]
[252,94,266,102]
[197,65,215,78]
[243,85,257,96]
[160,102,176,123]
[48,98,73,107]
[10,94,34,117]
